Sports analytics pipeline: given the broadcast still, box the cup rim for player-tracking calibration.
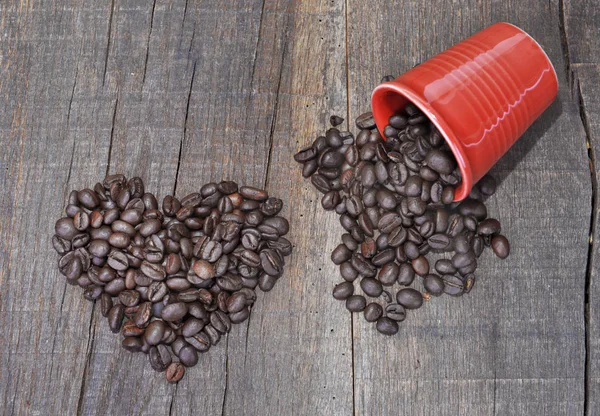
[371,81,473,201]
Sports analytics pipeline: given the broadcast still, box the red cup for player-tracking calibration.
[371,22,558,200]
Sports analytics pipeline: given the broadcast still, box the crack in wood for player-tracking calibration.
[182,0,189,29]
[558,0,574,88]
[168,382,178,415]
[142,0,157,87]
[577,78,595,416]
[174,60,196,197]
[105,97,119,176]
[492,368,497,416]
[103,0,116,87]
[76,316,97,416]
[248,0,266,95]
[220,335,230,416]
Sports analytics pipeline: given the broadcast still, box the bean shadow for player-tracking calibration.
[483,96,564,195]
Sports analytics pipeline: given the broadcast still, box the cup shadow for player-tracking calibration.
[483,96,564,194]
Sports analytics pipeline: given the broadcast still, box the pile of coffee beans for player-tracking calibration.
[52,175,292,381]
[295,99,510,336]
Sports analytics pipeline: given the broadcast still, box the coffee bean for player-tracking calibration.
[226,292,247,313]
[372,249,395,267]
[447,214,464,237]
[260,249,283,277]
[385,303,406,321]
[161,302,188,322]
[411,256,429,276]
[346,295,366,312]
[360,277,383,297]
[78,189,100,209]
[378,262,399,286]
[122,337,143,353]
[107,250,129,271]
[423,274,445,296]
[204,324,221,345]
[144,320,166,346]
[441,186,455,204]
[442,274,464,296]
[119,290,140,307]
[427,234,452,251]
[108,304,125,333]
[376,317,399,335]
[258,273,277,292]
[453,235,471,254]
[210,310,232,334]
[478,175,496,196]
[458,199,487,220]
[100,293,113,317]
[356,112,375,129]
[396,288,423,309]
[452,252,476,269]
[478,218,501,235]
[435,259,457,274]
[340,262,359,281]
[364,303,383,322]
[351,254,376,277]
[55,217,78,240]
[294,146,319,163]
[149,344,172,372]
[491,235,510,259]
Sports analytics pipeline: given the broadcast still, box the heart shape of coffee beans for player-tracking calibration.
[52,175,292,382]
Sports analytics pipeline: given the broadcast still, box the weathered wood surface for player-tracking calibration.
[0,0,596,415]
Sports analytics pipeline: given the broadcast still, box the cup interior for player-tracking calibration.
[371,82,473,201]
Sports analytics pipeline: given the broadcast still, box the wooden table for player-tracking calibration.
[0,1,597,415]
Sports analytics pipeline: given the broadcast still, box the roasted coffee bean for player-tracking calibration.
[55,217,78,240]
[118,290,140,307]
[52,235,71,255]
[453,235,471,254]
[478,175,497,196]
[360,277,383,297]
[333,281,354,300]
[478,218,501,235]
[364,303,383,322]
[178,345,199,367]
[424,149,456,175]
[396,288,423,309]
[459,199,487,220]
[346,295,367,312]
[294,146,319,163]
[108,304,125,333]
[372,249,395,267]
[435,259,457,275]
[378,262,399,286]
[149,344,172,372]
[210,310,232,334]
[260,249,283,277]
[107,250,129,271]
[78,188,100,209]
[105,278,126,295]
[360,238,377,259]
[165,361,187,382]
[100,293,113,317]
[491,235,510,259]
[226,292,247,313]
[428,234,452,251]
[385,303,406,321]
[161,302,188,322]
[463,273,476,293]
[376,317,399,335]
[447,214,464,237]
[441,186,455,204]
[340,262,359,281]
[423,274,445,296]
[351,253,377,277]
[442,274,464,296]
[452,252,476,269]
[144,320,166,346]
[411,255,429,276]
[356,112,375,129]
[141,261,166,281]
[240,186,268,201]
[378,213,402,234]
[395,263,414,286]
[122,337,143,353]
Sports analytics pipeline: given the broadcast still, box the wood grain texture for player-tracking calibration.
[346,1,590,415]
[577,64,600,416]
[222,0,354,415]
[0,0,596,415]
[77,1,195,415]
[562,0,600,66]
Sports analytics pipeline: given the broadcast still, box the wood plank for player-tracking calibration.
[576,64,600,416]
[77,1,196,415]
[346,1,589,415]
[0,1,116,414]
[562,0,600,65]
[167,0,284,414]
[221,0,354,414]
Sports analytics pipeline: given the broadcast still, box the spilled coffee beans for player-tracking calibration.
[295,94,510,336]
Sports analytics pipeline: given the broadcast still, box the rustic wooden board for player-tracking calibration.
[562,0,600,66]
[346,1,590,415]
[0,0,596,415]
[0,1,117,414]
[577,64,600,416]
[77,1,195,415]
[221,0,354,415]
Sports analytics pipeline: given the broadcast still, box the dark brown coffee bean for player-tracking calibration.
[491,235,510,259]
[478,175,497,196]
[376,316,399,335]
[453,234,471,254]
[424,149,456,175]
[107,250,129,271]
[378,262,399,286]
[118,290,140,307]
[396,288,423,309]
[55,217,78,240]
[144,320,166,346]
[340,262,359,282]
[346,295,367,312]
[385,303,406,321]
[428,234,452,251]
[360,277,383,297]
[165,362,185,382]
[161,302,188,322]
[364,303,383,322]
[100,293,113,317]
[122,337,143,353]
[459,199,487,220]
[107,304,125,333]
[356,112,375,129]
[442,274,464,296]
[424,274,445,296]
[411,256,429,276]
[441,186,455,204]
[478,218,501,235]
[210,310,232,334]
[452,252,476,269]
[294,146,319,163]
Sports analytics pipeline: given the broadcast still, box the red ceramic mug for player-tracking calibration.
[371,22,558,201]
